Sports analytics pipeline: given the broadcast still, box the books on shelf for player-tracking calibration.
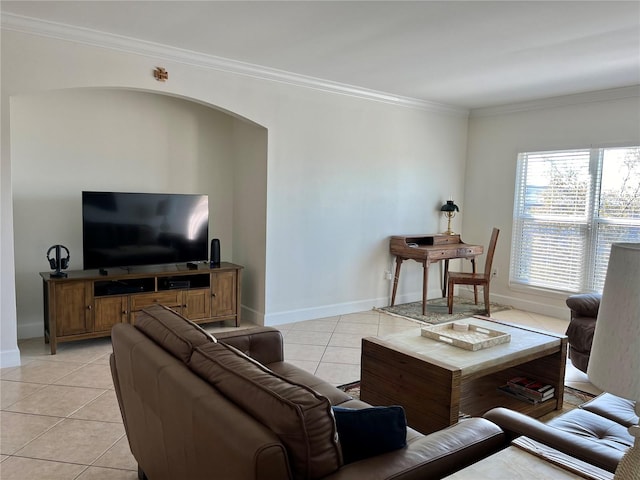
[497,376,555,404]
[508,376,555,399]
[497,385,540,404]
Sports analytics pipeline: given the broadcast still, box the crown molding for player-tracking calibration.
[1,12,469,117]
[470,85,640,118]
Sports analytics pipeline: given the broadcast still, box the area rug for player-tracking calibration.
[563,386,597,407]
[338,382,595,409]
[377,296,511,325]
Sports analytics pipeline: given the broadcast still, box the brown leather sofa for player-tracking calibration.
[484,392,637,473]
[565,293,601,373]
[110,305,507,480]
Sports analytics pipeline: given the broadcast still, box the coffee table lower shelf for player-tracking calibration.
[360,358,560,434]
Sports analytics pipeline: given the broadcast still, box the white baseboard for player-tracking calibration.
[240,305,264,326]
[264,295,395,326]
[492,293,568,320]
[263,287,467,326]
[0,347,21,368]
[456,288,569,320]
[17,320,42,340]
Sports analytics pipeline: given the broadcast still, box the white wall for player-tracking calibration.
[463,90,640,319]
[1,28,469,362]
[231,118,268,324]
[11,89,251,338]
[262,95,469,322]
[1,95,19,367]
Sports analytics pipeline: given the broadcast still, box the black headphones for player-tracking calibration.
[47,245,70,271]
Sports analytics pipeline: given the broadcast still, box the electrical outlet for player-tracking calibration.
[384,271,393,280]
[492,268,498,278]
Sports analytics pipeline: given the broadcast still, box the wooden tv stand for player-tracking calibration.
[40,262,243,354]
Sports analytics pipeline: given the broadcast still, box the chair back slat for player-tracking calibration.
[484,228,500,275]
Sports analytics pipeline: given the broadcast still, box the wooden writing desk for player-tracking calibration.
[389,234,483,314]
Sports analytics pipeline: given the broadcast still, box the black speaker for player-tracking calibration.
[210,239,221,268]
[46,244,70,278]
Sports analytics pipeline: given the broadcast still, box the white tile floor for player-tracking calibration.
[0,308,601,479]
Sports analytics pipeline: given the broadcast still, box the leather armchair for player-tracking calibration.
[565,293,601,373]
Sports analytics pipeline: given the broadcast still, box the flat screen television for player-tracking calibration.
[82,191,209,270]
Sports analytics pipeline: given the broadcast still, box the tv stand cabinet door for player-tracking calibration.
[211,271,237,318]
[184,289,211,321]
[94,296,128,333]
[53,281,93,337]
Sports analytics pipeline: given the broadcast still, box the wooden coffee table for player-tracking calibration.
[360,316,567,434]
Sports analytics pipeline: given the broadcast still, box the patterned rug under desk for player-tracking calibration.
[377,296,511,325]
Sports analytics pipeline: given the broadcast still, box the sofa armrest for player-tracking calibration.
[322,418,505,480]
[483,407,623,473]
[566,293,601,319]
[214,327,284,365]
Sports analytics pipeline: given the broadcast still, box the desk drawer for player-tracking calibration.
[430,249,456,259]
[433,235,461,245]
[458,247,481,256]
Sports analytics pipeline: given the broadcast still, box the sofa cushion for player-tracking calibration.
[134,305,216,363]
[190,341,341,480]
[546,408,634,451]
[268,362,353,406]
[580,393,639,428]
[332,405,407,464]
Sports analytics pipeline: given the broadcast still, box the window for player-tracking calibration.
[511,146,640,293]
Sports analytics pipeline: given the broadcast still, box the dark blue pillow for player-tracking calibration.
[332,405,407,464]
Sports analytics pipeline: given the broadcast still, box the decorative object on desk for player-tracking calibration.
[440,199,459,235]
[377,296,511,325]
[448,227,500,315]
[587,243,640,480]
[46,244,70,278]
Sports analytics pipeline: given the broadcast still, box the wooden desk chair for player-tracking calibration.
[447,227,500,315]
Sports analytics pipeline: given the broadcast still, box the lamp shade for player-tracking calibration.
[587,243,640,401]
[440,200,459,212]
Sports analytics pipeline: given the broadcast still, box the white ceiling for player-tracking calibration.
[2,1,639,109]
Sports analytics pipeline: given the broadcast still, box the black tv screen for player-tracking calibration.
[82,191,209,270]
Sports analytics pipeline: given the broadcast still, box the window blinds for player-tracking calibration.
[511,146,640,293]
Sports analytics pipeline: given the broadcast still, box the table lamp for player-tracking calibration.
[587,243,640,480]
[440,200,459,235]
